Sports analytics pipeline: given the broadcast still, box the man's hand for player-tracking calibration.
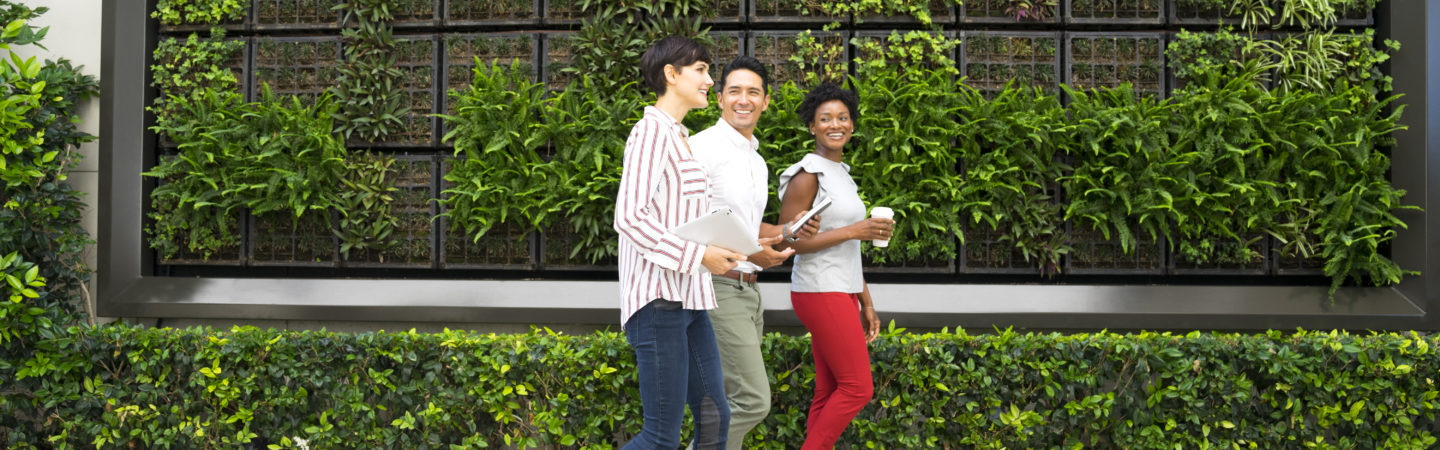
[701,245,745,274]
[747,235,796,269]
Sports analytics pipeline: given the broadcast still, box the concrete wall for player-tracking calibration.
[11,0,105,322]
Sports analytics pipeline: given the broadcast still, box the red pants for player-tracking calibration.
[791,291,874,449]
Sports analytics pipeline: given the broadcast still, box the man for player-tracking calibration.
[689,55,820,449]
[614,36,783,450]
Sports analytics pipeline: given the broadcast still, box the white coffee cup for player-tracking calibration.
[870,207,893,248]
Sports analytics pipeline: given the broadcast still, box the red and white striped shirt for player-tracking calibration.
[615,106,717,328]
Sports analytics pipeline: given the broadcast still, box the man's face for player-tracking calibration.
[717,69,769,138]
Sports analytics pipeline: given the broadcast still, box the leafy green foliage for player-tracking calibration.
[3,318,1439,448]
[541,78,647,264]
[851,69,965,264]
[1063,84,1178,255]
[853,30,960,79]
[1263,29,1398,96]
[438,61,553,241]
[150,30,246,136]
[1,6,95,320]
[330,0,409,143]
[145,87,349,260]
[333,152,401,259]
[151,0,247,26]
[1166,28,1269,87]
[957,84,1071,275]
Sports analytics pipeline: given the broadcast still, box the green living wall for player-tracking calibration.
[140,0,1411,293]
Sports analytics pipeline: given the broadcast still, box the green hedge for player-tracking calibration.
[4,318,1438,448]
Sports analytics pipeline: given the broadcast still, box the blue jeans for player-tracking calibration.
[622,299,730,450]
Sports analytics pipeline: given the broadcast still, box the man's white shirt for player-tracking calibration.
[690,119,768,274]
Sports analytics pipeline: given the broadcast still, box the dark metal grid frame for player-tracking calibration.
[436,158,540,270]
[1065,0,1165,25]
[747,29,852,89]
[103,1,1440,331]
[958,222,1045,275]
[1065,222,1166,275]
[855,0,957,26]
[540,31,577,92]
[252,0,343,31]
[445,0,541,26]
[959,30,1063,98]
[441,32,540,137]
[1165,31,1276,96]
[250,36,343,106]
[1169,234,1271,276]
[378,0,441,29]
[158,5,252,34]
[1167,0,1248,27]
[748,0,849,25]
[958,0,1062,25]
[853,29,959,78]
[707,30,745,82]
[1065,31,1167,100]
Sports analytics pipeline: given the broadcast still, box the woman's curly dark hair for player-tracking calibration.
[796,82,859,126]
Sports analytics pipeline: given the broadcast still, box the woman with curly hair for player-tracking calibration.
[777,82,894,448]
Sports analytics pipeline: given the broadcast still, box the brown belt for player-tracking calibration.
[718,270,758,284]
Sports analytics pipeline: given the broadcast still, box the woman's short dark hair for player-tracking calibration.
[640,36,711,96]
[796,82,859,126]
[719,55,769,95]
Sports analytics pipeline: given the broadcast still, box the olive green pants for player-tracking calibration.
[709,276,771,449]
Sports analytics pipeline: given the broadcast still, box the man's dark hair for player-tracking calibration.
[719,55,770,95]
[640,36,711,96]
[796,82,859,126]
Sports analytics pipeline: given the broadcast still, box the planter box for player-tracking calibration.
[1065,223,1165,275]
[958,223,1044,275]
[346,36,439,148]
[1066,0,1164,25]
[253,0,343,31]
[853,30,958,77]
[1270,236,1326,276]
[960,31,1061,98]
[156,38,251,147]
[446,0,540,26]
[541,32,578,92]
[158,7,252,34]
[748,0,848,25]
[248,212,338,267]
[543,0,586,25]
[1065,32,1167,99]
[747,30,851,89]
[368,0,439,28]
[1166,31,1275,95]
[153,189,247,266]
[539,224,618,271]
[1271,3,1373,29]
[707,31,745,81]
[958,0,1060,24]
[1169,234,1269,276]
[862,242,958,274]
[856,0,956,25]
[1167,0,1251,26]
[437,159,538,270]
[345,155,437,268]
[252,36,343,105]
[705,0,747,25]
[442,33,539,136]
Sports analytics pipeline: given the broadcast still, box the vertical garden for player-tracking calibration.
[143,0,1404,293]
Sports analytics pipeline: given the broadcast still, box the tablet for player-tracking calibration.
[672,208,764,255]
[788,196,833,235]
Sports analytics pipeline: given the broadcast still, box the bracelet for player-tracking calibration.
[862,306,874,310]
[782,222,799,243]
